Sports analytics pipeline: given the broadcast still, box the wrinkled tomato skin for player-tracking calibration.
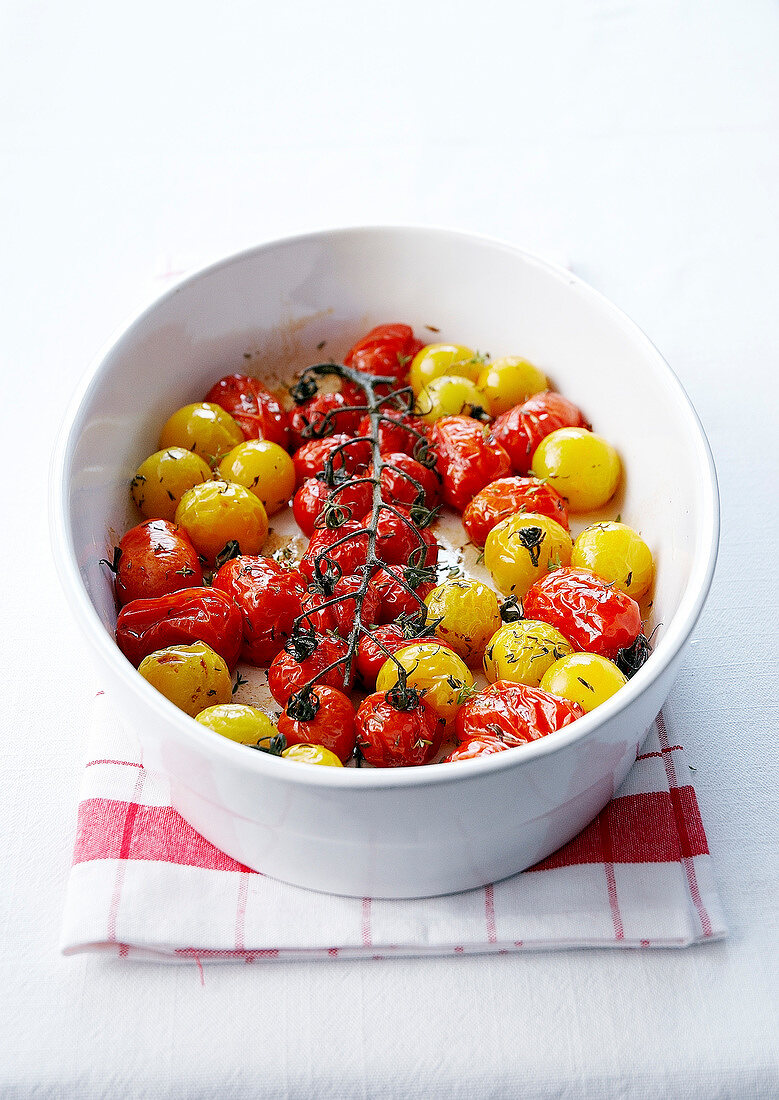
[355,693,442,767]
[455,681,584,746]
[491,391,589,475]
[355,625,413,687]
[211,556,307,666]
[292,477,373,538]
[373,566,436,623]
[204,374,290,449]
[462,477,570,547]
[358,409,433,458]
[378,452,441,509]
[522,568,642,658]
[278,686,357,763]
[300,574,380,637]
[442,735,511,763]
[114,520,203,606]
[288,393,363,451]
[267,635,353,706]
[299,521,371,584]
[116,587,243,669]
[432,416,512,512]
[367,507,426,567]
[344,324,425,382]
[292,434,371,486]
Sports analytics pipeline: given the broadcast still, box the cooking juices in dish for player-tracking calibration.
[106,323,655,767]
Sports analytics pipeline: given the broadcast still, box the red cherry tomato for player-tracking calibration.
[211,556,306,665]
[442,735,511,762]
[292,434,371,486]
[357,408,432,457]
[455,681,584,746]
[462,476,570,546]
[355,692,443,767]
[116,587,242,668]
[278,685,356,763]
[522,567,642,658]
[204,374,290,449]
[431,416,511,512]
[299,520,371,584]
[267,635,353,706]
[300,573,380,637]
[355,624,413,687]
[366,506,428,567]
[288,392,363,450]
[344,324,424,382]
[112,520,203,606]
[491,391,590,475]
[292,476,373,538]
[378,452,441,510]
[373,565,436,623]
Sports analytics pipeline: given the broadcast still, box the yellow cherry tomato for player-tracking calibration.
[281,743,343,767]
[409,343,480,396]
[572,522,654,598]
[531,428,621,512]
[540,653,627,712]
[424,579,501,667]
[159,402,244,464]
[195,703,280,747]
[416,375,490,423]
[376,643,474,726]
[138,642,232,717]
[483,620,574,687]
[218,439,295,516]
[477,357,548,416]
[484,512,573,597]
[131,446,212,521]
[174,480,268,564]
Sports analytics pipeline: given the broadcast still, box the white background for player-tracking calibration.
[1,1,778,1096]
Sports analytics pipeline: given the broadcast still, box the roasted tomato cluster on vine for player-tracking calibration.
[106,320,655,769]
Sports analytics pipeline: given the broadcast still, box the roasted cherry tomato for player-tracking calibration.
[483,620,574,687]
[484,512,573,598]
[477,357,548,416]
[159,402,244,463]
[267,634,353,706]
[408,343,480,396]
[299,520,370,584]
[292,434,371,486]
[292,475,373,537]
[112,519,203,606]
[416,375,490,423]
[344,323,424,382]
[204,374,290,448]
[131,447,212,521]
[571,522,653,598]
[442,735,511,763]
[462,476,569,547]
[522,568,642,658]
[356,624,412,687]
[355,691,442,767]
[116,587,243,668]
[195,703,281,747]
[218,440,295,516]
[376,642,473,727]
[540,653,627,712]
[367,505,429,567]
[532,428,621,512]
[424,579,502,667]
[491,391,590,475]
[174,480,268,564]
[282,743,343,767]
[357,408,433,457]
[373,565,436,623]
[454,680,584,746]
[138,642,233,717]
[301,573,381,637]
[288,391,363,450]
[211,556,307,665]
[378,452,441,510]
[431,416,511,512]
[278,685,356,763]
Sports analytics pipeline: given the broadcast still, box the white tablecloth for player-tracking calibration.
[2,1,777,1096]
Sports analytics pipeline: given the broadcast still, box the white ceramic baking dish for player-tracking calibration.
[50,227,719,898]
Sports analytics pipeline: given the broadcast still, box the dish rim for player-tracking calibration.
[50,224,720,790]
